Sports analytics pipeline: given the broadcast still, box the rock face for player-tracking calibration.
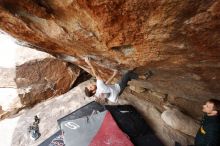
[16,58,80,106]
[0,0,219,99]
[128,68,219,102]
[0,0,219,91]
[0,1,220,145]
[0,46,81,119]
[161,108,200,137]
[15,47,81,106]
[0,0,219,76]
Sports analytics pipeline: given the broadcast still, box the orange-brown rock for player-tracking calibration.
[0,1,220,145]
[16,58,80,106]
[0,46,81,120]
[0,0,219,95]
[0,0,219,74]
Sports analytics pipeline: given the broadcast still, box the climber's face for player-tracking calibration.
[87,84,97,92]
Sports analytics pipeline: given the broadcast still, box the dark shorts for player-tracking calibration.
[118,71,138,95]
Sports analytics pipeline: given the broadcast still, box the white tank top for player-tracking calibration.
[95,80,121,102]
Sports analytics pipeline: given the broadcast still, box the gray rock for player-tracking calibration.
[161,108,200,137]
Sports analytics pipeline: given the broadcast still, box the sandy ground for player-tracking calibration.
[0,116,20,146]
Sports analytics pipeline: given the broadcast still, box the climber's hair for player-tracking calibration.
[85,87,95,97]
[207,98,220,115]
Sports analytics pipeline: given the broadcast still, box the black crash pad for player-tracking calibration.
[105,105,164,146]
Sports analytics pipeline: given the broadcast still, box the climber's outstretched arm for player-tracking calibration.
[105,69,118,84]
[84,57,102,80]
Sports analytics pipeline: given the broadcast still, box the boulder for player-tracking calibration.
[0,1,220,145]
[129,85,146,93]
[16,58,80,106]
[128,69,219,101]
[167,95,203,119]
[0,46,81,119]
[161,108,200,137]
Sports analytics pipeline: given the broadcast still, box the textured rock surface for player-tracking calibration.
[0,1,220,145]
[161,108,200,137]
[0,46,81,120]
[16,58,80,106]
[129,68,220,101]
[168,95,203,119]
[0,0,219,77]
[129,85,146,93]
